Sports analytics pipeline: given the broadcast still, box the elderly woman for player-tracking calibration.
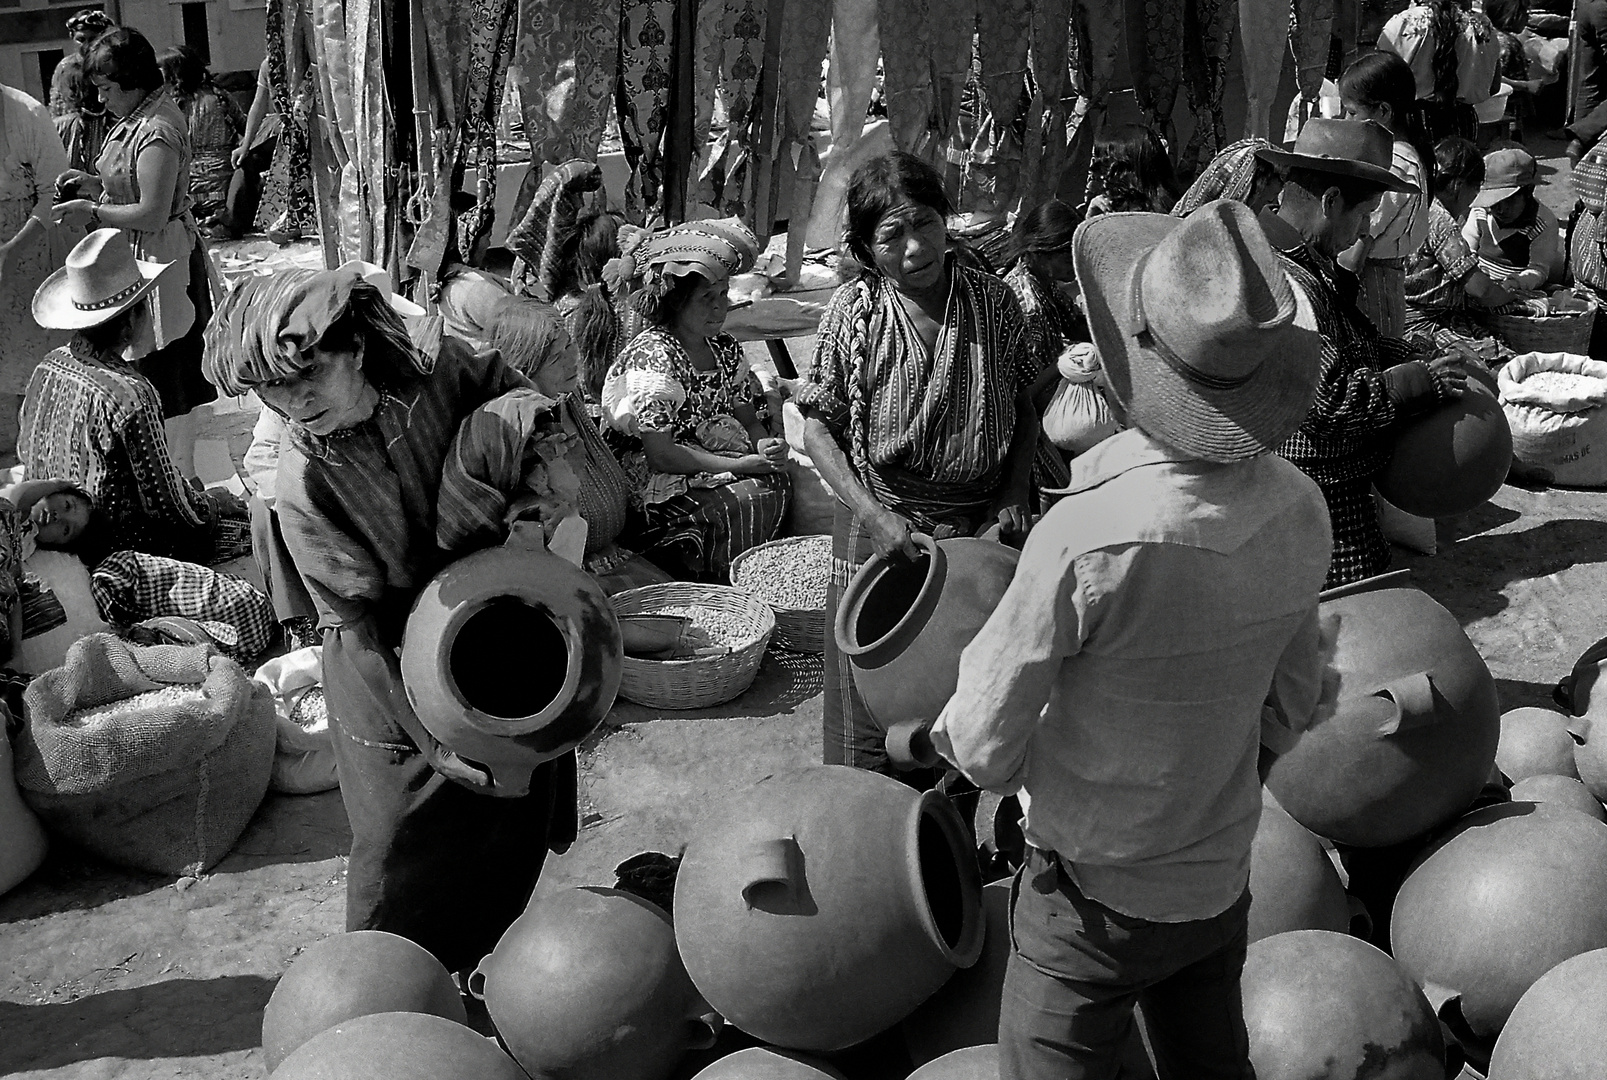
[24,228,245,566]
[50,28,219,481]
[599,219,790,582]
[797,151,1041,775]
[202,267,573,975]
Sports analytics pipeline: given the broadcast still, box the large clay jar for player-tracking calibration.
[401,530,623,796]
[1496,708,1579,781]
[902,881,1011,1065]
[1486,947,1607,1079]
[835,534,1018,741]
[261,930,466,1072]
[0,728,47,897]
[1570,709,1607,802]
[271,1011,526,1080]
[906,1045,998,1080]
[1263,587,1500,847]
[674,765,985,1051]
[1243,930,1446,1080]
[1248,790,1362,943]
[1391,802,1607,1043]
[689,1049,848,1080]
[1507,774,1606,822]
[1376,386,1512,518]
[471,887,717,1080]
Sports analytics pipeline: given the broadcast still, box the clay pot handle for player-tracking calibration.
[686,1011,723,1052]
[1373,672,1438,736]
[739,836,803,909]
[1345,894,1373,941]
[465,962,490,1001]
[1419,980,1470,1077]
[886,719,942,771]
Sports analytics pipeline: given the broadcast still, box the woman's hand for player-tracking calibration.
[727,453,785,475]
[49,199,94,228]
[992,501,1032,545]
[55,170,102,202]
[867,507,920,561]
[231,146,248,169]
[755,436,788,467]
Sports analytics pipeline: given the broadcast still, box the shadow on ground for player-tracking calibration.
[608,649,824,727]
[0,974,274,1072]
[1401,517,1607,627]
[0,791,350,924]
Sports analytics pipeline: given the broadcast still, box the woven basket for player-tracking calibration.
[1491,299,1598,355]
[612,584,775,709]
[729,535,831,653]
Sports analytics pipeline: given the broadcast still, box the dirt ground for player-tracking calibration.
[2,133,1601,1078]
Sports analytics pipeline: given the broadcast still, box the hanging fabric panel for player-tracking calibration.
[1239,0,1290,139]
[1063,0,1124,204]
[1180,0,1238,177]
[259,0,318,238]
[1125,0,1185,149]
[877,0,935,156]
[512,0,622,168]
[805,0,879,247]
[777,0,832,278]
[930,0,978,148]
[714,0,768,217]
[1020,0,1073,212]
[348,0,390,263]
[689,0,726,192]
[307,0,360,265]
[619,0,680,222]
[977,0,1032,210]
[1291,0,1335,111]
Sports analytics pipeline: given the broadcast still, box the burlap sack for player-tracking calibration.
[13,634,277,876]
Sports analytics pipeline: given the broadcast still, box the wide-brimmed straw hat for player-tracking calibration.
[1473,145,1553,207]
[336,260,427,318]
[32,229,172,331]
[1071,198,1323,463]
[1255,118,1418,194]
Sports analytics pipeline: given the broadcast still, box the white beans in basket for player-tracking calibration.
[656,605,758,649]
[731,537,831,611]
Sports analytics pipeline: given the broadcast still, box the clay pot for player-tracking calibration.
[1496,708,1579,781]
[0,729,47,897]
[1506,775,1606,822]
[674,765,985,1051]
[270,1011,526,1080]
[1263,587,1500,847]
[906,1045,998,1080]
[1249,790,1366,943]
[1486,946,1607,1079]
[1391,802,1607,1042]
[688,1048,848,1080]
[471,887,717,1080]
[901,881,1011,1065]
[835,534,1018,744]
[1375,388,1512,518]
[261,930,466,1071]
[401,529,623,796]
[1243,930,1446,1080]
[1569,711,1607,803]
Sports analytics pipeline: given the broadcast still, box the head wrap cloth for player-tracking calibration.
[603,218,760,298]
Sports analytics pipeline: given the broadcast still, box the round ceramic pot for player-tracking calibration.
[901,881,1012,1065]
[1376,383,1512,519]
[1487,946,1607,1078]
[0,730,46,897]
[270,1011,525,1080]
[1249,790,1366,943]
[688,1048,848,1080]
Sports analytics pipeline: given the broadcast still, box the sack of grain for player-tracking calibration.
[252,646,339,795]
[1042,343,1121,455]
[1498,352,1607,487]
[12,634,277,876]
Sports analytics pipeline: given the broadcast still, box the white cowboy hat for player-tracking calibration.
[1070,198,1323,464]
[32,228,173,331]
[336,259,427,318]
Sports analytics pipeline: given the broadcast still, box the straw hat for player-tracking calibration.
[1070,198,1323,464]
[32,229,172,331]
[1255,118,1418,194]
[336,260,428,318]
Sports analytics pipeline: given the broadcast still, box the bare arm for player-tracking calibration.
[639,428,775,476]
[1463,267,1519,307]
[234,60,272,167]
[802,413,918,560]
[94,143,181,234]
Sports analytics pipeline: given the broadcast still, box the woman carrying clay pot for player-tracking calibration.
[202,267,575,976]
[796,151,1041,775]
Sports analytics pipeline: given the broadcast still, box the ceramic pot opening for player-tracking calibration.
[851,552,933,649]
[449,598,569,720]
[916,799,976,953]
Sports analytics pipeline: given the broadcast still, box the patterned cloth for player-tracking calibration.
[1318,476,1391,589]
[799,259,1035,529]
[1180,0,1239,175]
[1356,141,1430,340]
[1004,262,1090,372]
[618,0,679,217]
[91,550,278,662]
[0,84,70,398]
[18,340,221,565]
[1172,138,1270,217]
[1463,201,1565,286]
[54,110,110,176]
[1406,197,1481,315]
[1378,0,1502,105]
[506,160,603,301]
[173,83,246,225]
[259,0,317,235]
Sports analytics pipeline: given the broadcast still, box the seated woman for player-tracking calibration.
[1461,145,1564,290]
[1406,136,1526,352]
[599,220,790,583]
[23,229,249,567]
[435,299,671,595]
[795,151,1040,775]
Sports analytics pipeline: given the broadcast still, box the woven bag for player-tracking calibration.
[1574,148,1607,215]
[13,634,277,876]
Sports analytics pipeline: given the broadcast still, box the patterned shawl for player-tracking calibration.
[1173,138,1273,217]
[505,160,604,301]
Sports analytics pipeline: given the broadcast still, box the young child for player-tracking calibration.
[1461,145,1564,290]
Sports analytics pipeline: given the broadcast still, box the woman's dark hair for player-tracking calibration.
[84,27,164,95]
[1430,0,1469,106]
[1433,136,1485,193]
[1091,124,1181,214]
[633,271,707,328]
[1340,50,1437,191]
[1006,199,1083,266]
[52,54,94,114]
[157,44,208,98]
[1484,0,1529,32]
[550,208,621,401]
[843,152,953,274]
[77,299,147,356]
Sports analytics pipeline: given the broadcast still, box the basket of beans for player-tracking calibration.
[729,535,832,653]
[611,583,776,709]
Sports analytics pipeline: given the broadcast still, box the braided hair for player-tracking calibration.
[1430,0,1465,106]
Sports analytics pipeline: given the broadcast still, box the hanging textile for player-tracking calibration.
[1291,0,1336,115]
[309,0,367,264]
[977,0,1033,211]
[1125,0,1184,150]
[688,0,726,200]
[804,0,879,248]
[930,0,978,148]
[258,0,318,239]
[777,0,833,279]
[348,0,391,263]
[1180,0,1239,177]
[878,0,936,157]
[1240,0,1291,139]
[719,0,769,217]
[618,0,680,222]
[1020,0,1073,212]
[1063,0,1125,204]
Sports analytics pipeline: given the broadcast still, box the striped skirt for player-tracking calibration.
[631,474,791,583]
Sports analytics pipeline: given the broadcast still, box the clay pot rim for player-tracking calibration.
[909,786,987,969]
[834,533,946,670]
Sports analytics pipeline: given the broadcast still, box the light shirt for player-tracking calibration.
[243,404,287,505]
[1368,140,1430,262]
[1461,201,1565,289]
[931,429,1333,923]
[1378,1,1501,105]
[0,83,69,218]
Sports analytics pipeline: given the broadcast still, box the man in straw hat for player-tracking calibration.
[905,199,1334,1079]
[1256,118,1466,588]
